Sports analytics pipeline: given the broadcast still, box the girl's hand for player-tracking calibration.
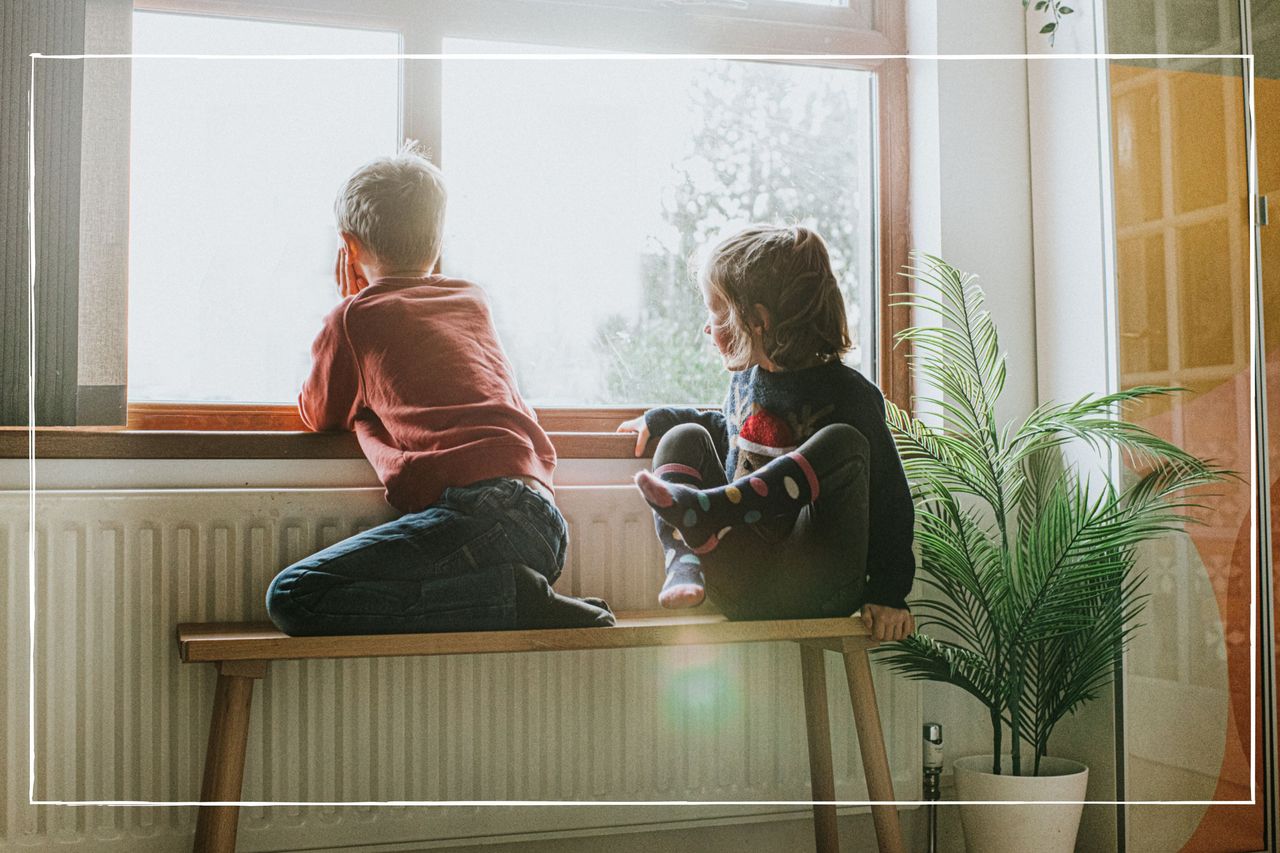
[616,416,650,457]
[861,604,915,642]
[335,246,368,298]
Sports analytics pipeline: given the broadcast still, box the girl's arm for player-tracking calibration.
[620,407,729,460]
[862,401,916,610]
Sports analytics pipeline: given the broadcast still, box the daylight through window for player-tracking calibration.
[127,13,878,409]
[128,12,401,403]
[442,40,877,406]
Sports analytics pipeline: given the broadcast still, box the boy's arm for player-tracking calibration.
[644,407,730,462]
[298,302,361,432]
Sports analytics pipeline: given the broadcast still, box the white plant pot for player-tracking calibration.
[953,754,1089,853]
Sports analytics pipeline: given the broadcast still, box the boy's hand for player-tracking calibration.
[615,416,650,457]
[335,246,368,298]
[861,604,915,642]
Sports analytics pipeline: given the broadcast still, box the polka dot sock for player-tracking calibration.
[644,463,708,607]
[659,548,706,608]
[635,451,820,552]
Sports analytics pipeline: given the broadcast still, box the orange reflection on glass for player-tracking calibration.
[1111,59,1265,852]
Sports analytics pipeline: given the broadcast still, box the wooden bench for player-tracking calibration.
[176,612,906,853]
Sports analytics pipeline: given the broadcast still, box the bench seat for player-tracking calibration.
[177,611,871,662]
[177,612,905,853]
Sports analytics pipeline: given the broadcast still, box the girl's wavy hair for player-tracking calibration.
[698,225,852,371]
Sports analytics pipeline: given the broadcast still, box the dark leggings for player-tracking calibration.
[650,422,870,620]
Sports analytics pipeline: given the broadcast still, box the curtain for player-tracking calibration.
[1,0,130,426]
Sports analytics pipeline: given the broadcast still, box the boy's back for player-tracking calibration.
[300,274,555,513]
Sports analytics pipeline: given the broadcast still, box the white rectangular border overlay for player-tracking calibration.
[26,50,1260,807]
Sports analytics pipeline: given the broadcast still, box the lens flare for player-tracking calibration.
[659,648,744,728]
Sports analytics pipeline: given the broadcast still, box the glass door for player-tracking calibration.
[1108,0,1275,849]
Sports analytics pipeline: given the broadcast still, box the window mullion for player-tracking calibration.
[401,12,442,168]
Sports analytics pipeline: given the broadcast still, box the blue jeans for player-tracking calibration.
[266,478,568,636]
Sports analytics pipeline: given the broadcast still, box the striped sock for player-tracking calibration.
[646,463,707,607]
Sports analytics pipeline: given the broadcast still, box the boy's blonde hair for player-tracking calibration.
[699,224,852,371]
[334,141,446,272]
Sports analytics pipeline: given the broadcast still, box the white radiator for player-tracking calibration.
[0,487,918,852]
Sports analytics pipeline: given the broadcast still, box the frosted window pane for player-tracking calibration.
[129,22,875,407]
[128,12,400,403]
[442,41,876,405]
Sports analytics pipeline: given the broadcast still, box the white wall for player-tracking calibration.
[906,0,1042,796]
[1023,2,1123,849]
[909,2,1130,850]
[908,0,1039,429]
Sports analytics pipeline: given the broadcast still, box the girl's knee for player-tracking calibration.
[810,422,869,457]
[661,421,714,444]
[653,422,717,461]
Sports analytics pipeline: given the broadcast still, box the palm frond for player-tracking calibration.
[913,500,1004,650]
[887,400,1000,507]
[1027,567,1149,749]
[876,633,998,708]
[895,254,1007,420]
[1011,387,1214,475]
[1014,443,1064,528]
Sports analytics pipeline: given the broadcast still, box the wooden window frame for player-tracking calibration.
[7,0,910,460]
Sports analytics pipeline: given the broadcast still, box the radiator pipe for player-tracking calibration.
[922,722,943,853]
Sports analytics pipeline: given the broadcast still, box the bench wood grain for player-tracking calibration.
[180,611,871,662]
[178,611,904,853]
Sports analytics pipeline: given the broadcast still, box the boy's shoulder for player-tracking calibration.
[347,276,489,311]
[357,274,484,295]
[338,278,494,347]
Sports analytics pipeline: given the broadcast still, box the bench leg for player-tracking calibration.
[840,641,905,853]
[194,661,267,853]
[800,645,840,853]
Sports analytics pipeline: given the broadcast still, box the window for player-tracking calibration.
[114,1,908,443]
[129,12,401,403]
[441,39,876,405]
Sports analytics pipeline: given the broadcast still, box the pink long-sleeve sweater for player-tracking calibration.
[298,275,556,513]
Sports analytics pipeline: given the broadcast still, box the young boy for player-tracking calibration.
[265,144,614,636]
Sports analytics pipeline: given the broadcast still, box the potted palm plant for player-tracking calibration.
[877,255,1224,853]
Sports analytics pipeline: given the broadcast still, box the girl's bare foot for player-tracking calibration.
[658,582,705,609]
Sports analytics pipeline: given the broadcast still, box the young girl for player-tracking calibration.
[617,225,915,641]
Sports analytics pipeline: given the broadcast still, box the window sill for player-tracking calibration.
[123,403,655,433]
[0,429,642,460]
